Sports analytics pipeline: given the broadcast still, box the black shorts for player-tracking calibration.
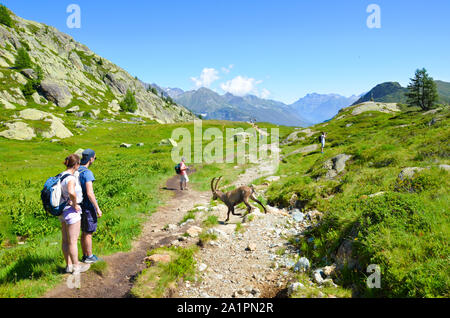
[81,209,97,234]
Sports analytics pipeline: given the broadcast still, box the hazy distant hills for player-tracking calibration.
[288,93,360,124]
[173,87,311,127]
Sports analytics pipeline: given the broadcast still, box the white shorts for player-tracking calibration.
[180,174,189,183]
[59,206,82,225]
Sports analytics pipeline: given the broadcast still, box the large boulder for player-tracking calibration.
[324,154,352,179]
[39,80,72,107]
[104,73,127,94]
[0,121,36,140]
[336,239,358,270]
[19,109,73,139]
[351,102,400,116]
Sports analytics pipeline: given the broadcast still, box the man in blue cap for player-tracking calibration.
[78,149,102,264]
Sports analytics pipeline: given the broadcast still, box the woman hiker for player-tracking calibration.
[59,154,90,274]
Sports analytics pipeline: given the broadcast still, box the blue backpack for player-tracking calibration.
[41,173,71,216]
[175,163,181,175]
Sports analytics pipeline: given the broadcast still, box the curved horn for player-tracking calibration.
[215,176,223,191]
[211,177,217,193]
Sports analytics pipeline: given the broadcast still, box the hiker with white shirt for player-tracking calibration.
[59,154,90,274]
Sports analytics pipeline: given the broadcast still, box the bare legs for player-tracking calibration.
[81,232,93,257]
[61,221,81,267]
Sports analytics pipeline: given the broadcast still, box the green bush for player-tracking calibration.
[0,5,13,28]
[119,89,138,113]
[14,47,32,70]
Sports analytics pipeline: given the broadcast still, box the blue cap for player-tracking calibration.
[81,149,96,165]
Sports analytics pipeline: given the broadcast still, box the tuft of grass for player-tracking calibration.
[90,261,108,276]
[130,246,197,298]
[202,215,219,228]
[179,210,196,225]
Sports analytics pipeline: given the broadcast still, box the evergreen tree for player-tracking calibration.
[14,47,32,70]
[0,4,13,28]
[406,68,439,111]
[119,89,138,113]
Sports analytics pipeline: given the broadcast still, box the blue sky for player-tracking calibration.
[3,0,450,103]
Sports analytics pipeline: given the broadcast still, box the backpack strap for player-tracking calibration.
[58,173,72,182]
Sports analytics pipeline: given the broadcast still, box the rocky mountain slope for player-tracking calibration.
[173,87,311,127]
[0,7,195,141]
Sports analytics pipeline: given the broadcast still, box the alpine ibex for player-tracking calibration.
[211,176,267,222]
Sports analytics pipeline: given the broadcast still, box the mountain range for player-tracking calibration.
[162,87,361,126]
[159,79,450,126]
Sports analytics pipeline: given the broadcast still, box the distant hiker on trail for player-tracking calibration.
[179,156,189,191]
[78,149,103,264]
[59,154,90,274]
[319,132,327,153]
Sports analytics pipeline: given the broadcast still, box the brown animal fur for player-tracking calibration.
[211,176,267,222]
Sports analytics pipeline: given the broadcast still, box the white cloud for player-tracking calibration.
[220,76,260,96]
[260,88,271,99]
[221,64,234,74]
[220,75,270,99]
[191,68,220,88]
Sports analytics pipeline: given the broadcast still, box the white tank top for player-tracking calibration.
[60,171,83,209]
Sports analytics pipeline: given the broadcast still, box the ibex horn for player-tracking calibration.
[215,176,223,191]
[211,177,217,193]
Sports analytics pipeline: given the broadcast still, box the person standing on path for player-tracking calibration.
[59,154,90,274]
[179,156,189,191]
[78,149,103,264]
[320,132,327,154]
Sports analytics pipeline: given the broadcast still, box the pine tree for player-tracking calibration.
[406,68,438,111]
[0,5,13,28]
[14,47,32,70]
[119,89,138,113]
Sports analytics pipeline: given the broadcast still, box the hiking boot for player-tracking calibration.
[83,255,101,264]
[73,263,90,274]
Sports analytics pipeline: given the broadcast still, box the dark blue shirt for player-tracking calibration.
[78,166,96,211]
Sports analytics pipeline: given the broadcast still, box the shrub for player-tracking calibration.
[14,47,32,70]
[0,5,13,27]
[119,89,138,113]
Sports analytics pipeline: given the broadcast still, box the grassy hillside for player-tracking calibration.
[0,119,252,297]
[258,105,449,297]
